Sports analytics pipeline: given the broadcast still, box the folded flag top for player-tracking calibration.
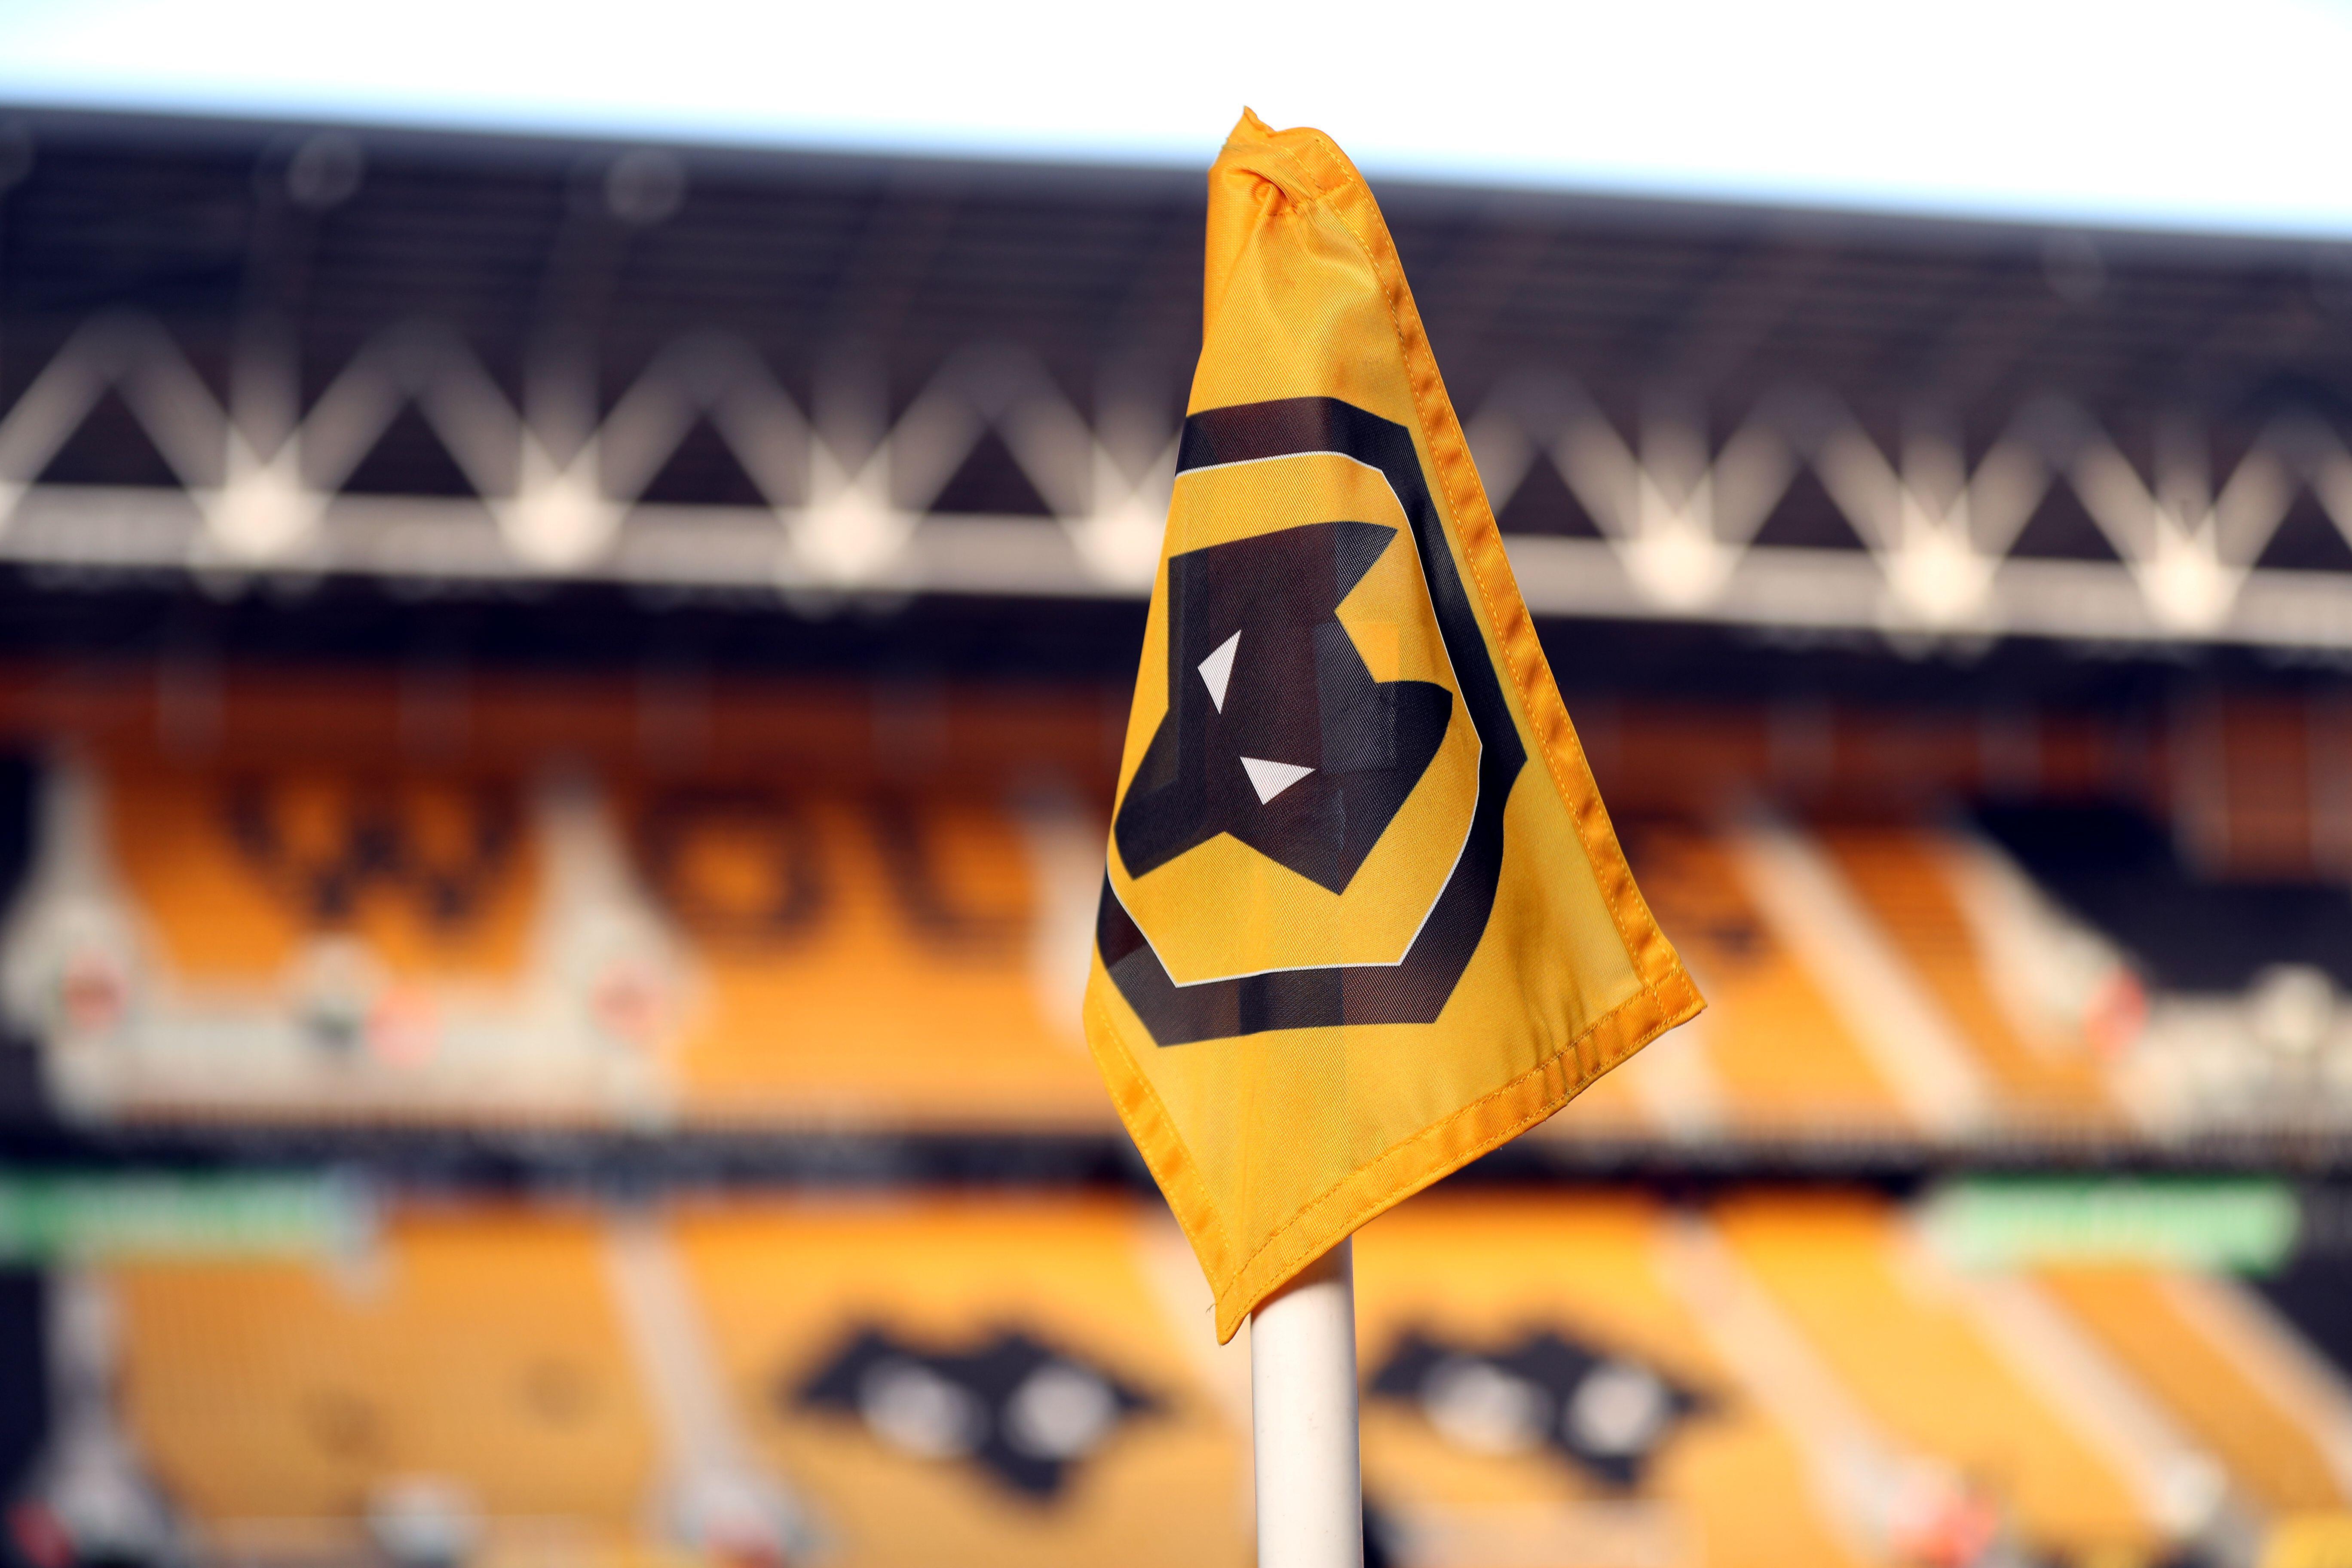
[1084,110,1705,1347]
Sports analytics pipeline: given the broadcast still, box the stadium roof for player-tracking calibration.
[4,107,2352,655]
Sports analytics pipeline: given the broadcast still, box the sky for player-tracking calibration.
[2,0,2350,237]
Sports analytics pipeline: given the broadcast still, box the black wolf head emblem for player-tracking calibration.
[1113,520,1452,894]
[792,1326,1157,1500]
[1369,1327,1708,1488]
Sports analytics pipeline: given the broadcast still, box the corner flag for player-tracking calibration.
[1084,111,1704,1343]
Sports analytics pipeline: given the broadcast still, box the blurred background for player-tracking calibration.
[1,5,2351,1566]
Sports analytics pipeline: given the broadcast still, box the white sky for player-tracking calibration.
[2,0,2350,236]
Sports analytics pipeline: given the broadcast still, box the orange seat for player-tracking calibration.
[89,755,1111,1131]
[1354,1193,1865,1568]
[1714,1193,2155,1558]
[669,1196,1247,1568]
[650,790,1107,1130]
[1815,824,2113,1130]
[107,760,538,985]
[1613,822,1906,1137]
[2041,1265,2351,1513]
[110,1208,659,1550]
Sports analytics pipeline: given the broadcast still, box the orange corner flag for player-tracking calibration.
[1084,111,1704,1342]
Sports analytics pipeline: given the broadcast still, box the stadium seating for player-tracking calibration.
[78,1189,2352,1568]
[3,699,2344,1155]
[7,746,1110,1130]
[2039,1265,2352,1513]
[1811,823,2115,1130]
[668,1196,1249,1568]
[107,1208,660,1553]
[104,762,539,988]
[649,789,1105,1128]
[1604,821,1908,1139]
[1711,1193,2159,1559]
[1353,1193,1864,1568]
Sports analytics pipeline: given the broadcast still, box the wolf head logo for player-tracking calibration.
[1113,519,1452,895]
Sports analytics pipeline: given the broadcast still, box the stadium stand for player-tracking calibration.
[106,1208,660,1556]
[0,687,1117,1129]
[67,1190,2352,1567]
[2038,1265,2352,1513]
[1602,821,1907,1139]
[668,1197,1249,1568]
[1811,823,2117,1131]
[657,788,1103,1129]
[108,763,538,986]
[1710,1193,2161,1561]
[1352,1193,1865,1568]
[1,103,2350,1568]
[0,695,2345,1153]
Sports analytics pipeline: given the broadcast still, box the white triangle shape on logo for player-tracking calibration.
[1240,756,1314,804]
[1197,630,1240,713]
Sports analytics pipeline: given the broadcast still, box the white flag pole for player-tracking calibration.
[1251,1237,1363,1568]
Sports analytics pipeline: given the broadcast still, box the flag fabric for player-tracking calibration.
[1084,110,1704,1343]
